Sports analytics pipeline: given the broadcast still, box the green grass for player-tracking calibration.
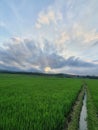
[67,86,84,130]
[86,79,98,130]
[0,74,82,130]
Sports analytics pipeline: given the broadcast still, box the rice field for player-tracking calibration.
[86,79,98,130]
[87,79,98,110]
[0,74,98,130]
[0,74,82,130]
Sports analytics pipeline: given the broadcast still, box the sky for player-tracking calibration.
[0,0,98,75]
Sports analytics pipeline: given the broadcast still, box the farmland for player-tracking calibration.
[86,79,98,130]
[87,80,98,111]
[0,74,82,130]
[0,74,98,130]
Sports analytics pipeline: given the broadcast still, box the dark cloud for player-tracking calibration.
[64,56,95,67]
[92,41,98,47]
[93,60,98,62]
[0,37,98,75]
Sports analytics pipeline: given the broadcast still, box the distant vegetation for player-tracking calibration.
[0,70,98,79]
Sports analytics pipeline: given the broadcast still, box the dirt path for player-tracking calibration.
[64,85,85,130]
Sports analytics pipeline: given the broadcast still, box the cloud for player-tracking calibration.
[92,41,98,47]
[83,30,98,43]
[71,23,98,45]
[1,0,98,75]
[48,55,96,69]
[55,32,70,44]
[35,8,63,28]
[0,37,98,75]
[35,23,42,29]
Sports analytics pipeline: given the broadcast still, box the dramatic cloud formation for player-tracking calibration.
[0,37,98,75]
[0,0,98,75]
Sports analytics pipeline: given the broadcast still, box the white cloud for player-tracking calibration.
[35,8,63,29]
[83,30,98,43]
[11,37,22,44]
[55,32,70,44]
[72,23,98,44]
[35,23,42,29]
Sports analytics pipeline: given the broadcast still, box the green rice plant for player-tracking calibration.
[86,79,98,130]
[0,74,82,130]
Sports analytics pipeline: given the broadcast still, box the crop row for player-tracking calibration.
[86,79,98,130]
[0,74,82,130]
